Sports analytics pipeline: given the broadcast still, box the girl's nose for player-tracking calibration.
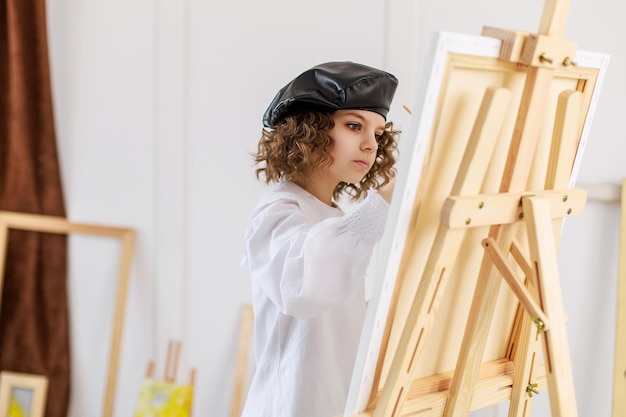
[362,133,377,152]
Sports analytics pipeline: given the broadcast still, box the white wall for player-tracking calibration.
[45,0,624,416]
[47,1,157,416]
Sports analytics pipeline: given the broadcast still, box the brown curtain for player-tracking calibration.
[0,1,70,417]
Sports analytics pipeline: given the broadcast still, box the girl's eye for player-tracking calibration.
[347,123,360,131]
[375,133,382,141]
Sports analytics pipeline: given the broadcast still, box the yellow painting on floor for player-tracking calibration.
[134,379,193,417]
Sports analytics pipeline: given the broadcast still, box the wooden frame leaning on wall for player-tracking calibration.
[0,371,49,417]
[0,211,136,417]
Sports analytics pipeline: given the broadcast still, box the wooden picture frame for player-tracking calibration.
[0,211,136,417]
[0,372,48,417]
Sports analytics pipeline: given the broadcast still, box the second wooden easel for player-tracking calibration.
[343,1,609,416]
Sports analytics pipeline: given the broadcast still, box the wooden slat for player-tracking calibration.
[0,210,132,237]
[482,238,550,331]
[613,179,626,417]
[442,189,586,228]
[507,300,543,417]
[101,228,136,417]
[538,0,571,37]
[363,360,547,417]
[524,197,578,417]
[230,304,255,417]
[165,340,181,383]
[499,66,555,195]
[544,90,583,190]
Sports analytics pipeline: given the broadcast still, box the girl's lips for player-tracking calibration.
[354,160,370,170]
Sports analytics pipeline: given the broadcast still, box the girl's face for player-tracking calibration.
[324,109,385,186]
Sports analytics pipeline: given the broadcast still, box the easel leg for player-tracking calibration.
[506,248,543,417]
[508,311,542,417]
[524,196,578,417]
[509,87,582,417]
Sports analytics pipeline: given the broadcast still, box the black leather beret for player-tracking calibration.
[263,61,398,128]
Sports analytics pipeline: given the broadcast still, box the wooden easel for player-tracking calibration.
[343,1,608,416]
[136,340,196,417]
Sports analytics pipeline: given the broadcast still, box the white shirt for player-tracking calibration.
[241,181,388,417]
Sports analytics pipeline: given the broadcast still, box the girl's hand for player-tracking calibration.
[378,176,396,204]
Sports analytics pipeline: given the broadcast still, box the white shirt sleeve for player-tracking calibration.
[243,191,388,319]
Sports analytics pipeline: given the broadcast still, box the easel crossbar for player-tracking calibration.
[365,360,548,417]
[442,189,586,229]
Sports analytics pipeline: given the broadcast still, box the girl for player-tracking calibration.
[241,61,400,417]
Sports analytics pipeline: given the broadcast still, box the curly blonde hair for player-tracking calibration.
[254,110,399,201]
